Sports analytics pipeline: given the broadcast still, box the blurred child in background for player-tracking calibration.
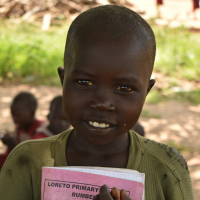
[33,95,71,139]
[0,92,44,170]
[132,122,145,137]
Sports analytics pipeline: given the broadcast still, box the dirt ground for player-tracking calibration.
[0,84,199,199]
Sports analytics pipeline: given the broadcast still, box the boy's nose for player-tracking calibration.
[89,100,115,111]
[88,89,115,112]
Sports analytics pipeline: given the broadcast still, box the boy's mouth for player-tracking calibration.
[82,119,116,135]
[88,121,110,128]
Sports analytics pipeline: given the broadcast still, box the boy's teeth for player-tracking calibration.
[88,121,110,128]
[93,122,99,127]
[99,123,105,128]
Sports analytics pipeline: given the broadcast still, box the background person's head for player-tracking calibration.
[10,92,37,130]
[47,96,70,135]
[132,122,145,137]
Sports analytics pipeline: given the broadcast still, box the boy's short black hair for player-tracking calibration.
[49,96,63,113]
[64,5,156,76]
[11,92,37,113]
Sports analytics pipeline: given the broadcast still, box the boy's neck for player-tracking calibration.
[68,130,129,156]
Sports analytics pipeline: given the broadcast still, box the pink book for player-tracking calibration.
[41,167,145,200]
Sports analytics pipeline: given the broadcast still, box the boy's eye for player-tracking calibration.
[77,80,93,86]
[115,85,133,92]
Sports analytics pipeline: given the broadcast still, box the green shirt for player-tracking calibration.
[0,129,194,199]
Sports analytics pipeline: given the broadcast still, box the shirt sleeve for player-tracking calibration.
[175,154,194,200]
[136,133,195,200]
[0,143,34,200]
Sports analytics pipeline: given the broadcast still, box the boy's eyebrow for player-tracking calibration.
[71,70,96,78]
[115,77,141,85]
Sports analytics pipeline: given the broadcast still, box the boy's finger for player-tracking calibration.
[99,185,113,200]
[93,194,100,200]
[110,187,120,200]
[120,189,131,200]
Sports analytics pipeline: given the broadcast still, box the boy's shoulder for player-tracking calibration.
[16,132,60,149]
[130,130,188,171]
[8,129,72,160]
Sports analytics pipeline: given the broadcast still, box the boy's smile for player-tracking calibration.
[59,33,154,146]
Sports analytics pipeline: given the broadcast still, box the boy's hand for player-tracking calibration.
[93,185,131,200]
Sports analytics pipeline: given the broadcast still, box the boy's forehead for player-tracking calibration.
[64,5,155,78]
[68,32,151,78]
[67,28,152,68]
[76,21,140,43]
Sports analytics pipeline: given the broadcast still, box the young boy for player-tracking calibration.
[32,95,71,139]
[0,5,194,200]
[0,92,43,170]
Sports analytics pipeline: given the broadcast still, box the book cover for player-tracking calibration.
[41,167,144,200]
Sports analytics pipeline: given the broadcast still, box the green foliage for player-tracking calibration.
[141,109,161,119]
[0,21,69,85]
[172,89,200,104]
[146,89,165,104]
[153,25,200,81]
[146,88,200,105]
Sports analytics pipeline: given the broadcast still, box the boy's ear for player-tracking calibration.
[57,66,65,86]
[147,79,155,95]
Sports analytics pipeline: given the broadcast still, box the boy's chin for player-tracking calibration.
[79,132,115,146]
[74,128,128,147]
[83,134,126,147]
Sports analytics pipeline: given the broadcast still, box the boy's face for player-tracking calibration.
[59,34,154,145]
[11,102,34,130]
